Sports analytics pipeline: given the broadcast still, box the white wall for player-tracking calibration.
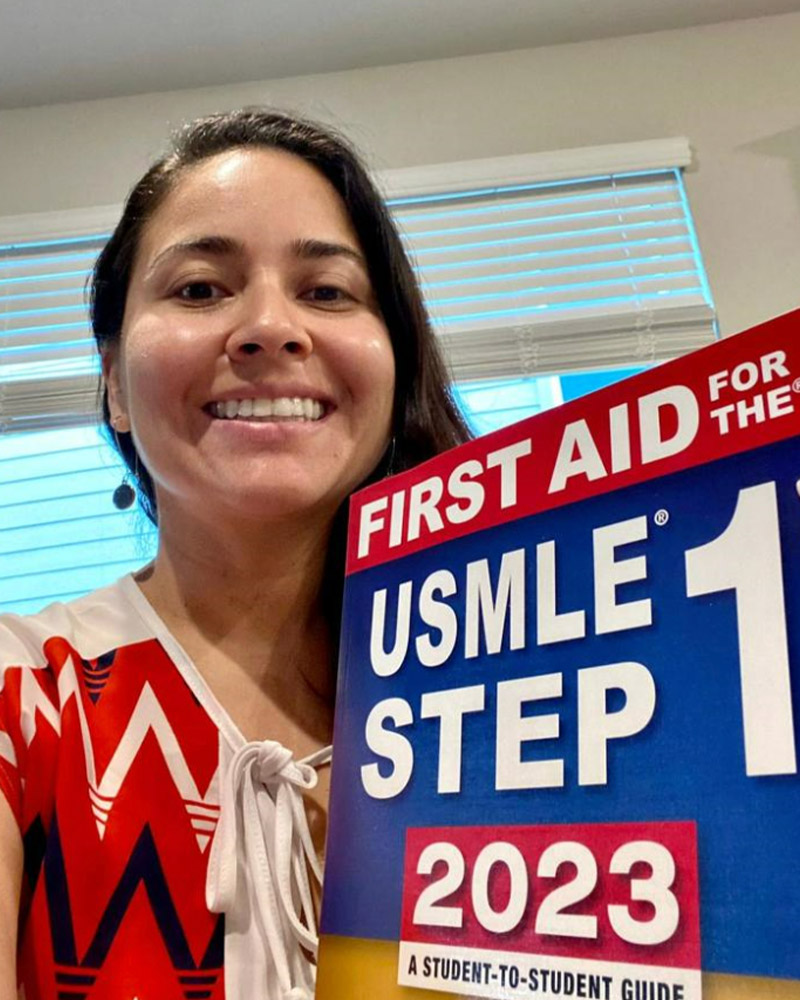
[2,13,800,336]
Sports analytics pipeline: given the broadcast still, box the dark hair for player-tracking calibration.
[91,108,470,525]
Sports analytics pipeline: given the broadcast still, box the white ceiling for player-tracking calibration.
[2,0,800,110]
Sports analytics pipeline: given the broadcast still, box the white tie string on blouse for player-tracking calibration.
[206,739,333,1000]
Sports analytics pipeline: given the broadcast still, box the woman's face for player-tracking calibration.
[105,148,395,530]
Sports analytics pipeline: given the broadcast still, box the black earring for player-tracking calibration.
[111,421,137,510]
[112,480,136,510]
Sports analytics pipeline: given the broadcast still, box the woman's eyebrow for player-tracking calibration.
[145,235,242,277]
[292,238,366,268]
[144,235,366,278]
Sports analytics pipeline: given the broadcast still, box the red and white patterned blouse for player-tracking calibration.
[0,576,325,1000]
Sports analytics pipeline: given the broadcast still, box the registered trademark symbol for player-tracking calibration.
[792,377,800,393]
[654,509,670,526]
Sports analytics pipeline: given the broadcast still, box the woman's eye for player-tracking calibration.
[304,285,352,305]
[175,281,225,303]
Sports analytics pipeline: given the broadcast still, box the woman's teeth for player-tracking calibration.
[210,398,325,421]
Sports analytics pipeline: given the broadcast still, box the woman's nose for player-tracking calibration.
[225,286,312,362]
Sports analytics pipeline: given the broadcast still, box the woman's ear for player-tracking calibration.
[102,350,131,433]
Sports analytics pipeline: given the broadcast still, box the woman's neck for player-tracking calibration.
[135,500,338,746]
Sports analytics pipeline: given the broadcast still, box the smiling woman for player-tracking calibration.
[0,109,469,1000]
[106,148,397,530]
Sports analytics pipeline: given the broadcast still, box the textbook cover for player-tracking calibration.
[317,309,800,1000]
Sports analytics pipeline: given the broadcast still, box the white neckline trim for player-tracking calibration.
[116,573,331,999]
[117,575,333,770]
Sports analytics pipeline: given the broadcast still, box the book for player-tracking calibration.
[317,309,800,1000]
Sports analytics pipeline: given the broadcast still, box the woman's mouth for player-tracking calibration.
[208,397,326,421]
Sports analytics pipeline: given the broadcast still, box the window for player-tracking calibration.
[0,139,715,614]
[0,425,156,615]
[381,137,715,436]
[0,207,158,615]
[382,137,715,382]
[453,366,648,437]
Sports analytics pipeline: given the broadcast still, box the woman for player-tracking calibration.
[0,109,469,999]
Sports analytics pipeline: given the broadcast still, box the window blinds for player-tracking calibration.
[0,138,715,433]
[0,425,157,614]
[387,168,715,382]
[0,228,110,432]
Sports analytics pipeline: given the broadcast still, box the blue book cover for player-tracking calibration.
[318,309,800,1000]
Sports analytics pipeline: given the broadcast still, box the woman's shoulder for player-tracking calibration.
[0,577,163,822]
[0,576,153,668]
